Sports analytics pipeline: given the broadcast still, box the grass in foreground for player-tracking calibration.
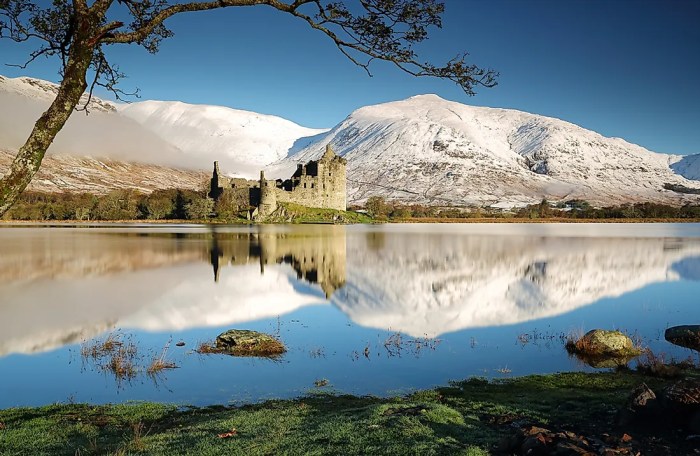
[1,370,697,455]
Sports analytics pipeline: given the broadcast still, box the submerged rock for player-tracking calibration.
[665,325,700,351]
[214,329,286,357]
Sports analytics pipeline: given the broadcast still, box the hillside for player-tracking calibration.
[0,149,205,194]
[3,74,700,206]
[269,95,700,207]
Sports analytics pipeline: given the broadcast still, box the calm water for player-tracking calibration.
[1,223,699,408]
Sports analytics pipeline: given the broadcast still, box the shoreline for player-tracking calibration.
[1,370,696,455]
[2,217,700,225]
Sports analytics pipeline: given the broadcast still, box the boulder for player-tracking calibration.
[215,329,286,357]
[665,325,700,351]
[568,330,640,358]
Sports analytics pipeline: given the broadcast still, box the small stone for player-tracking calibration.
[629,383,656,409]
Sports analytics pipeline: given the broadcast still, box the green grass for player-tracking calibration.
[264,203,373,224]
[1,370,697,455]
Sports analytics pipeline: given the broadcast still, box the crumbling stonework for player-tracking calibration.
[209,144,346,219]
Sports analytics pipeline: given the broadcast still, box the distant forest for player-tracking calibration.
[358,196,700,221]
[3,191,700,222]
[1,189,214,221]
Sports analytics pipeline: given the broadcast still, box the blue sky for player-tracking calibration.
[1,0,698,154]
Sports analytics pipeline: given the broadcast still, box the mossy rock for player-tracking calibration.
[665,325,700,351]
[568,329,641,358]
[215,329,286,357]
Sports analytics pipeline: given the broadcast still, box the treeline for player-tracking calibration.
[358,196,700,220]
[6,191,700,222]
[2,189,215,221]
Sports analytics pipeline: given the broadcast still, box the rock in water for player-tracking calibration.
[215,329,286,357]
[665,325,700,351]
[572,329,640,357]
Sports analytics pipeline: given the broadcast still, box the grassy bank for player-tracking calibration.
[1,370,697,455]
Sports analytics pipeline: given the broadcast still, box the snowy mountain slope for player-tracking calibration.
[670,153,700,180]
[1,75,326,176]
[4,74,699,205]
[0,149,205,194]
[118,101,327,177]
[0,75,194,168]
[269,94,699,206]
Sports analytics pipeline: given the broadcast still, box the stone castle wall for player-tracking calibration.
[210,144,346,218]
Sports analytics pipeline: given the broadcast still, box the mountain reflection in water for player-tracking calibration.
[2,224,700,357]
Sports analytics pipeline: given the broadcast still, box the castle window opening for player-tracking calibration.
[311,183,315,188]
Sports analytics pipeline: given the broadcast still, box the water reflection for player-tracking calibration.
[210,227,346,298]
[1,224,700,357]
[338,231,700,337]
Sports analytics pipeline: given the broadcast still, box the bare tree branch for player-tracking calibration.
[0,0,497,216]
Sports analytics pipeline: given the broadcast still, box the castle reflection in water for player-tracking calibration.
[209,227,347,298]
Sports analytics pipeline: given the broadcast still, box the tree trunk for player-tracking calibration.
[0,35,94,216]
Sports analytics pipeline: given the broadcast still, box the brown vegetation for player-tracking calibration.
[147,340,178,375]
[634,349,697,378]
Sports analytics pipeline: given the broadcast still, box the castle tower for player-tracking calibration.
[321,143,336,161]
[258,170,277,217]
[319,144,346,211]
[209,161,224,199]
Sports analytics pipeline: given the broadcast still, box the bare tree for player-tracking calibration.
[0,0,497,215]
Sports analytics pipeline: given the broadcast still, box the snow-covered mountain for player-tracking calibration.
[0,148,205,194]
[269,94,700,207]
[0,75,324,177]
[0,75,192,168]
[118,101,326,177]
[3,74,700,205]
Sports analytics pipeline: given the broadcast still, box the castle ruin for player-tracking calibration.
[209,144,347,218]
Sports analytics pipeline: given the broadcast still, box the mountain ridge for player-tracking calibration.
[269,94,700,206]
[2,74,700,206]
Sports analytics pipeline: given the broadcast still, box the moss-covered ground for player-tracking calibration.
[1,370,697,455]
[264,203,373,224]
